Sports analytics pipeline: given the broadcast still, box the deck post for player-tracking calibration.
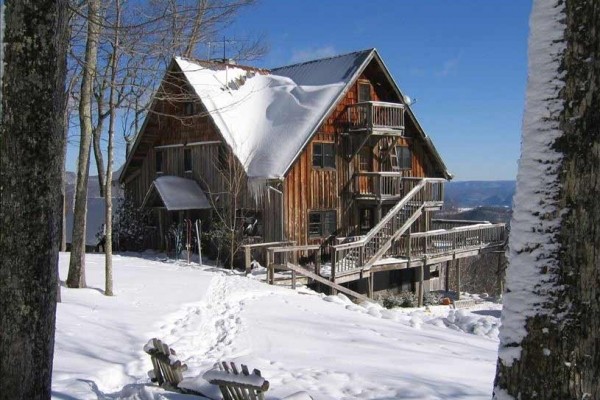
[244,246,252,276]
[267,248,274,285]
[445,260,450,291]
[367,272,374,299]
[330,250,337,295]
[455,256,461,300]
[496,251,504,297]
[418,257,426,307]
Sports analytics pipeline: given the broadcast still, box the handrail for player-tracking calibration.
[352,100,405,108]
[354,171,407,177]
[346,101,405,131]
[331,178,446,276]
[334,180,427,251]
[399,223,506,259]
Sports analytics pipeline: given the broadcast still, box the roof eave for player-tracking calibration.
[371,50,453,180]
[119,59,179,184]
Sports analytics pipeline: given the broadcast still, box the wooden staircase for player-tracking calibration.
[332,178,444,277]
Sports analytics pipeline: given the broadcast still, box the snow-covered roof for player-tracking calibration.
[175,50,371,179]
[142,175,211,211]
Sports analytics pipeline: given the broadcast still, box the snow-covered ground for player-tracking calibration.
[52,253,502,400]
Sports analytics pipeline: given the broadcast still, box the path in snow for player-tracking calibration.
[52,253,501,400]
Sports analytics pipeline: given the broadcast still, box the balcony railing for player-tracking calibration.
[353,174,445,203]
[346,101,405,133]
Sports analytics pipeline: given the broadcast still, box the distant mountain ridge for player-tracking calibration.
[444,180,515,208]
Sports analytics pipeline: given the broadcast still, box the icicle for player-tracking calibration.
[248,177,267,205]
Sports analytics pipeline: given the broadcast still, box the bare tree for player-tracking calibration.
[494,0,600,398]
[0,0,69,397]
[67,0,101,288]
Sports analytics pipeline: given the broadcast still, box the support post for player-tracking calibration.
[267,249,274,285]
[418,258,426,307]
[496,251,504,297]
[455,256,461,300]
[330,250,337,295]
[244,246,251,276]
[367,273,374,299]
[445,260,450,291]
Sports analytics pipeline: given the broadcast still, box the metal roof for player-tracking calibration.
[272,49,373,86]
[141,176,211,211]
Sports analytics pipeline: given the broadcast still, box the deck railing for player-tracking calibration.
[352,174,445,202]
[431,219,491,230]
[397,223,506,259]
[332,178,446,277]
[347,101,405,132]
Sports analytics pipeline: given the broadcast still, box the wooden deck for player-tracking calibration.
[242,177,506,304]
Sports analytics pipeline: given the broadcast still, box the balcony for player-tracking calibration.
[352,174,444,205]
[346,101,405,135]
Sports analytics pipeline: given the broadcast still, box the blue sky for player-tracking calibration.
[67,0,532,181]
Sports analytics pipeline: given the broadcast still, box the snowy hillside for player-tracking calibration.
[53,253,502,400]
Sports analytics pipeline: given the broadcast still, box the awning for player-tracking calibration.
[141,175,211,211]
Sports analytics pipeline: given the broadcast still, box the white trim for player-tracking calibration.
[154,143,184,149]
[154,140,222,150]
[187,140,221,147]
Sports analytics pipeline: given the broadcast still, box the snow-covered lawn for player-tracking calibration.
[52,253,501,400]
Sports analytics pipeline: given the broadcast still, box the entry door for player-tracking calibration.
[359,207,375,235]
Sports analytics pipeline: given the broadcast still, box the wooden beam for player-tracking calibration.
[286,263,370,302]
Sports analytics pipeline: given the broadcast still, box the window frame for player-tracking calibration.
[312,142,336,169]
[397,146,412,170]
[308,210,337,238]
[358,82,371,103]
[358,146,372,172]
[183,101,195,116]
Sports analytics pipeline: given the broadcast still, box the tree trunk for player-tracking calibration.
[494,0,600,398]
[67,0,101,288]
[104,0,121,297]
[0,0,69,398]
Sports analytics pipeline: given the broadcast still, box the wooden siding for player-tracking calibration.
[283,60,443,246]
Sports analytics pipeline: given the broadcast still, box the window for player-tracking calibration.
[155,150,163,173]
[184,102,194,116]
[397,146,412,169]
[358,147,372,171]
[184,148,192,172]
[312,143,335,169]
[308,210,337,238]
[391,145,411,170]
[358,82,371,102]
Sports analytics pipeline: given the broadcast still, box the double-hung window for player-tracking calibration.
[391,145,411,170]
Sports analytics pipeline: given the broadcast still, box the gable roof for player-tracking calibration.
[121,49,451,183]
[175,49,372,180]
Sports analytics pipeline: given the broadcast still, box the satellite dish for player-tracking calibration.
[403,95,417,106]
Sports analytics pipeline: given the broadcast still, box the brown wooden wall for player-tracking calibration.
[123,59,444,249]
[282,61,443,246]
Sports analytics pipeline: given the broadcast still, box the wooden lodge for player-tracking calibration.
[119,49,506,300]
